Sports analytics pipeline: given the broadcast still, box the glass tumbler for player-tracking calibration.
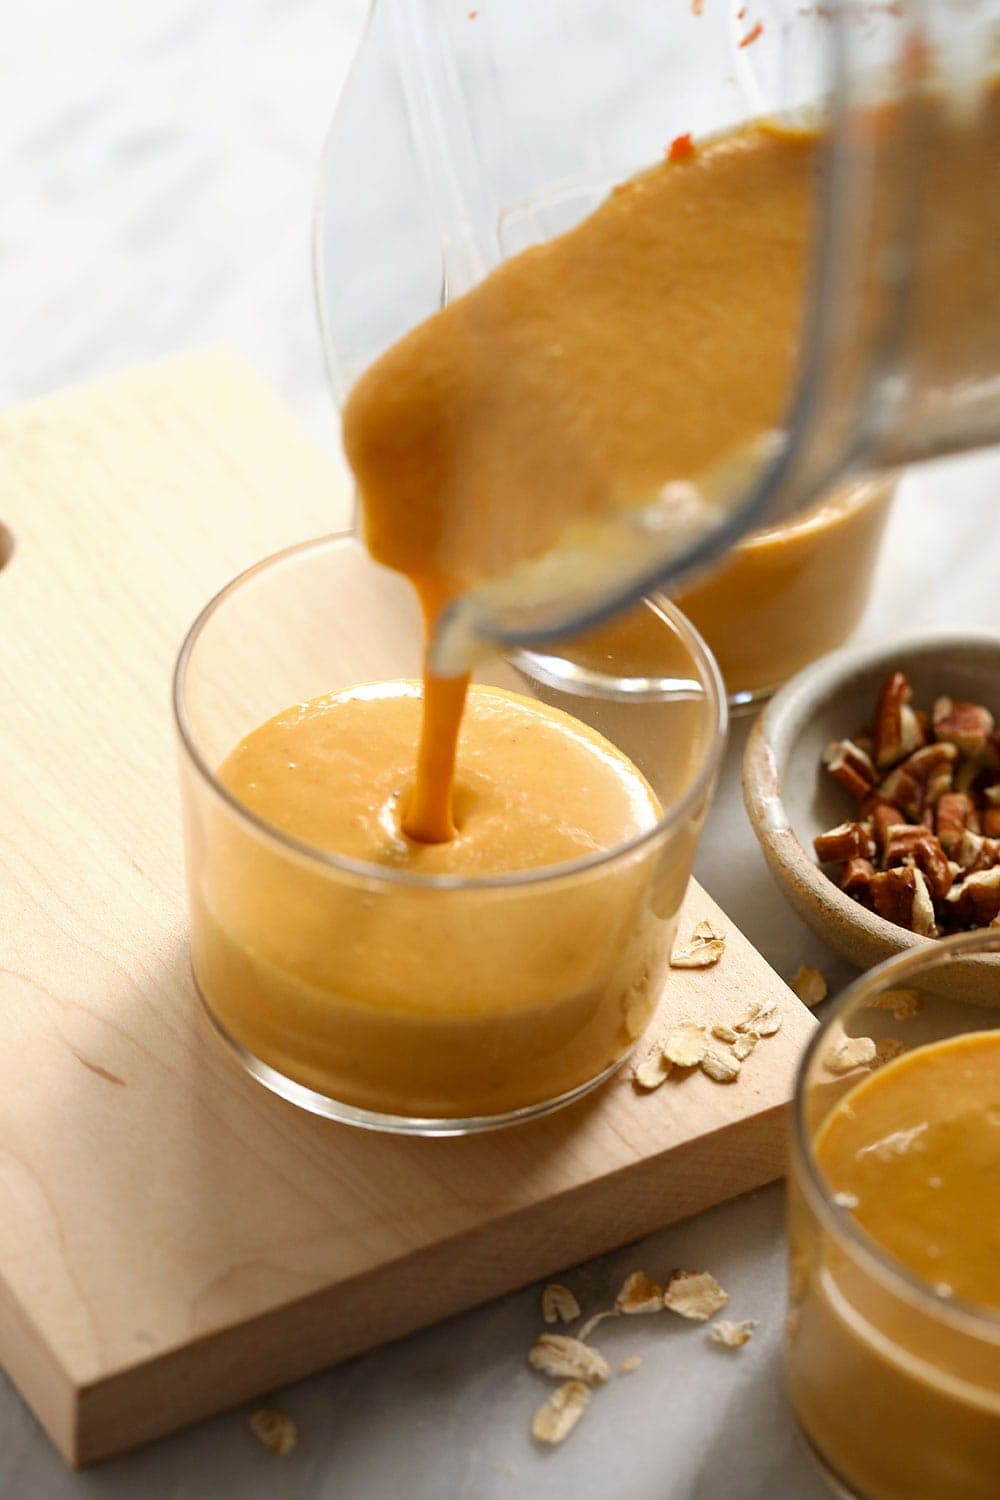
[671,475,896,709]
[173,535,726,1134]
[787,929,1000,1500]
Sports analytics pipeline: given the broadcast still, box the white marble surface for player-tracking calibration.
[2,3,998,1496]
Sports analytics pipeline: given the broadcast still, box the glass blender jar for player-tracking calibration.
[316,0,1000,697]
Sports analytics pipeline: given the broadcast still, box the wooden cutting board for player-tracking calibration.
[0,349,815,1467]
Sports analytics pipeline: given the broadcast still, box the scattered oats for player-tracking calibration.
[736,998,782,1037]
[870,988,923,1021]
[576,1308,619,1342]
[531,1381,591,1445]
[633,1049,672,1091]
[732,1032,758,1062]
[542,1283,581,1325]
[662,1021,710,1067]
[708,1318,757,1349]
[825,1035,877,1074]
[700,1047,741,1083]
[873,1037,906,1069]
[249,1407,298,1457]
[619,1354,642,1374]
[670,919,727,968]
[616,1271,664,1314]
[790,966,828,1007]
[529,1333,610,1385]
[663,1269,730,1321]
[712,1023,738,1043]
[833,1190,859,1209]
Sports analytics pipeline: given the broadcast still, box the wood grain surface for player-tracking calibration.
[0,350,815,1466]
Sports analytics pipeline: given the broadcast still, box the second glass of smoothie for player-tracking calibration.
[672,475,895,708]
[787,930,1000,1500]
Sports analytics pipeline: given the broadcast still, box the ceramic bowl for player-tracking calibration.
[742,629,1000,1004]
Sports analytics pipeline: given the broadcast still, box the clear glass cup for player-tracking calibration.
[315,0,1000,659]
[672,475,896,710]
[173,534,726,1135]
[786,929,1000,1500]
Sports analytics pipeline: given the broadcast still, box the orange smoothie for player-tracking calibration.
[192,682,680,1119]
[672,478,895,699]
[788,1032,1000,1500]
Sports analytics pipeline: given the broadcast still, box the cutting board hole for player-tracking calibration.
[0,524,13,571]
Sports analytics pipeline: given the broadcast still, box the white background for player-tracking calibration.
[1,2,997,1496]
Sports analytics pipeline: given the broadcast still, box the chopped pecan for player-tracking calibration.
[882,825,952,900]
[933,697,995,758]
[945,866,1000,926]
[917,838,954,901]
[957,833,1000,874]
[908,742,957,805]
[935,791,980,852]
[876,764,922,820]
[867,801,906,859]
[818,671,999,938]
[874,672,922,769]
[902,835,949,897]
[954,829,986,874]
[840,857,875,904]
[965,766,1000,803]
[954,758,980,795]
[822,738,877,801]
[870,866,936,936]
[813,821,877,863]
[881,824,922,865]
[878,742,957,819]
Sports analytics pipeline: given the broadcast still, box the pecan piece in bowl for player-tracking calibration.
[812,669,1000,939]
[743,630,1000,1001]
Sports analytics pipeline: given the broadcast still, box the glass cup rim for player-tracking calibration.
[791,926,1000,1335]
[743,472,894,550]
[172,531,729,892]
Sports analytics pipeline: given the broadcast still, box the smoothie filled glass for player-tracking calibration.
[671,475,896,709]
[787,929,1000,1499]
[174,534,726,1134]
